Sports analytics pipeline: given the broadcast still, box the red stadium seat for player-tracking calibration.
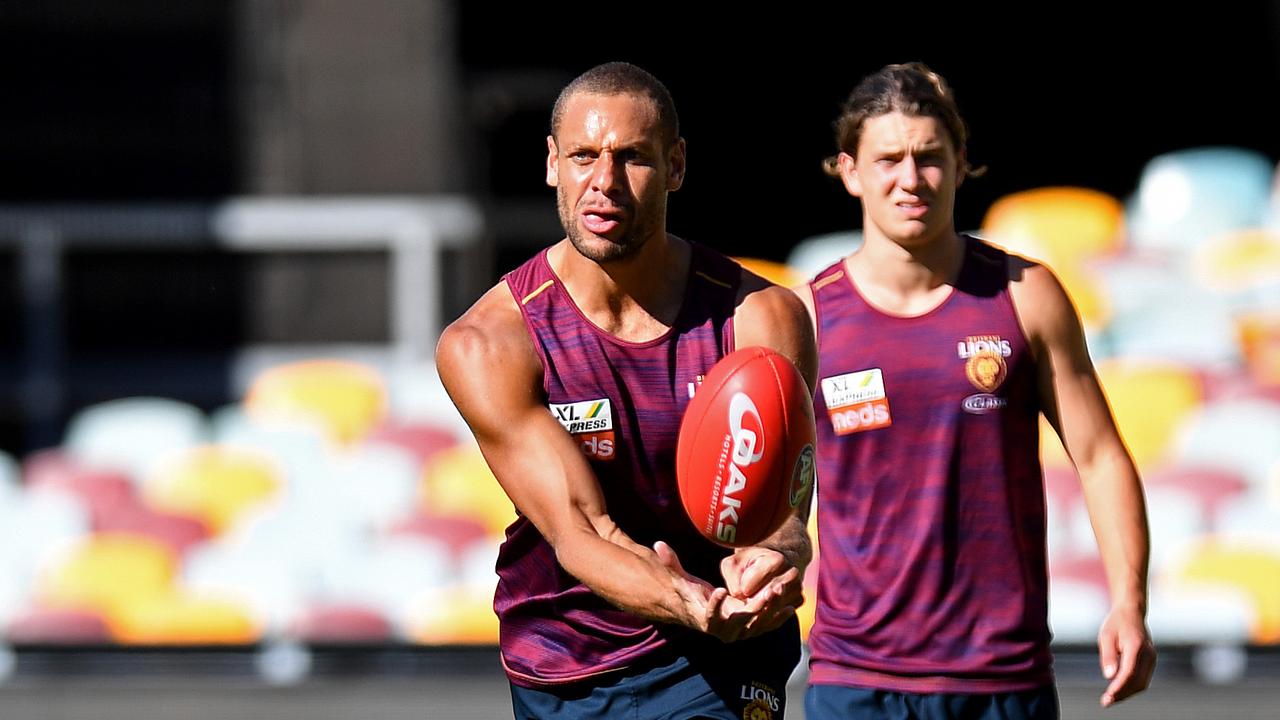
[289,603,393,644]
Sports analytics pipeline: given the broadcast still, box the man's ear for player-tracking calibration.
[667,137,687,191]
[838,152,862,197]
[546,136,559,187]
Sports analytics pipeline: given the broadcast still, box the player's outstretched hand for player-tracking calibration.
[1098,605,1156,708]
[720,546,803,639]
[654,541,758,643]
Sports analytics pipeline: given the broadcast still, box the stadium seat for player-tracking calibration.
[365,419,460,467]
[420,446,518,536]
[4,607,113,644]
[1214,493,1280,545]
[1146,585,1254,645]
[1162,538,1280,643]
[94,500,211,556]
[458,537,501,595]
[143,445,281,534]
[1171,398,1280,489]
[981,186,1125,268]
[1043,467,1087,559]
[732,256,804,288]
[1050,553,1108,594]
[319,535,453,630]
[1048,264,1112,336]
[1235,310,1280,387]
[288,602,393,644]
[1045,360,1204,474]
[1105,289,1239,366]
[326,443,421,529]
[245,359,388,445]
[1192,228,1280,297]
[1137,486,1209,568]
[111,592,260,645]
[1094,360,1205,471]
[22,449,135,528]
[404,587,500,645]
[0,488,92,617]
[36,533,178,635]
[62,397,207,481]
[1048,578,1109,644]
[785,230,863,280]
[386,511,491,564]
[385,363,474,442]
[183,537,308,634]
[1143,465,1249,531]
[1128,146,1274,255]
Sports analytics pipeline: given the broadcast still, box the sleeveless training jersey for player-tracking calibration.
[498,241,778,688]
[807,236,1054,693]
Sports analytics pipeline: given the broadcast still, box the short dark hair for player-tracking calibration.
[823,62,973,177]
[550,62,680,147]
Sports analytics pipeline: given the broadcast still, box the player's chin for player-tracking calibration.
[572,230,642,263]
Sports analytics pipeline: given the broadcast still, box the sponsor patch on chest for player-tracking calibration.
[549,398,616,460]
[820,368,892,435]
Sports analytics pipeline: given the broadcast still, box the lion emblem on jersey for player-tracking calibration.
[965,349,1007,392]
[743,699,773,720]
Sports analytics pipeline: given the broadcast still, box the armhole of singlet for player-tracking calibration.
[691,242,741,355]
[809,277,825,359]
[504,271,555,396]
[994,244,1042,364]
[808,263,844,360]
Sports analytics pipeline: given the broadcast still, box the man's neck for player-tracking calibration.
[846,227,966,316]
[550,233,691,342]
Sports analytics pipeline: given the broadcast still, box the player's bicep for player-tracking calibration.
[734,283,818,393]
[1015,266,1123,466]
[436,306,608,546]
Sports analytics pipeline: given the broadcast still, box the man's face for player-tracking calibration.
[546,92,685,263]
[839,111,964,247]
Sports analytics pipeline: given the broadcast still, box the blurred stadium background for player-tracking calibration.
[3,2,1280,718]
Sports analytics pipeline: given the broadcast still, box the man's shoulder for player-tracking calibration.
[438,280,532,372]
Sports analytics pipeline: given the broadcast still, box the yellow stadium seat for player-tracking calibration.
[981,187,1125,268]
[38,533,178,626]
[1165,539,1280,643]
[1236,311,1280,386]
[1041,360,1203,473]
[144,445,281,534]
[113,592,260,645]
[1050,264,1112,333]
[1095,360,1204,471]
[420,446,518,536]
[406,587,500,645]
[245,359,387,445]
[732,257,804,288]
[1194,229,1280,293]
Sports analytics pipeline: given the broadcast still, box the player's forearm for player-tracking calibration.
[755,514,812,574]
[1078,450,1151,613]
[553,527,699,627]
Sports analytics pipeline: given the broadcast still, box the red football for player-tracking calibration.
[676,346,815,548]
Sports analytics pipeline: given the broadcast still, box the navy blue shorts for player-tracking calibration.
[509,619,800,720]
[805,683,1059,720]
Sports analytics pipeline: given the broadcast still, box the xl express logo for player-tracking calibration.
[820,368,891,435]
[549,399,616,460]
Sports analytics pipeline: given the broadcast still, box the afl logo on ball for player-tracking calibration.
[789,444,814,507]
